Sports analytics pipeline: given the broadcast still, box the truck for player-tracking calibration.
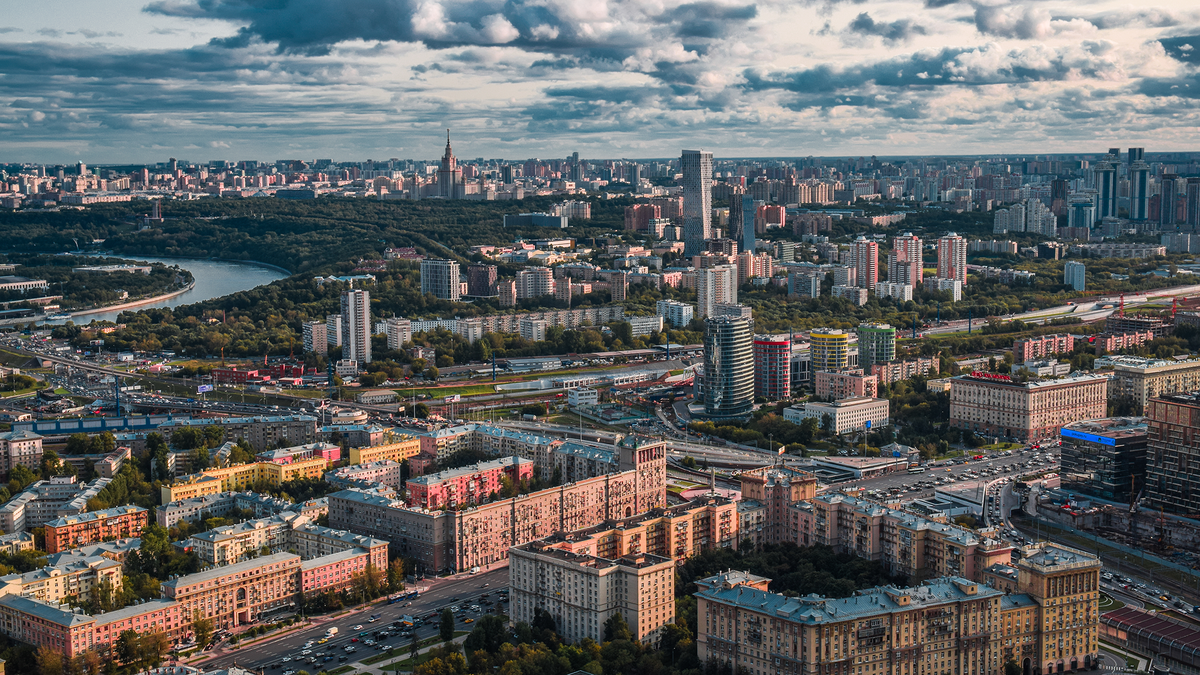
[325,627,339,637]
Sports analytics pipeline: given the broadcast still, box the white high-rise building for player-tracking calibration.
[516,267,555,299]
[937,233,967,285]
[1064,260,1086,291]
[681,150,713,257]
[889,233,923,286]
[993,199,1056,236]
[696,265,737,318]
[385,318,411,350]
[326,314,342,347]
[851,237,878,289]
[420,259,461,301]
[340,289,372,364]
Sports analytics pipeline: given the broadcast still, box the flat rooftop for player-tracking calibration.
[1061,417,1146,442]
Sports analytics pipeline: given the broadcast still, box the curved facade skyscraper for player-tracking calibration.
[702,316,753,420]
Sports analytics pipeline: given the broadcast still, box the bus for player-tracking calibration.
[907,466,926,474]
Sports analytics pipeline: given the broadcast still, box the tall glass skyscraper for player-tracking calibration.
[681,149,713,257]
[702,316,753,420]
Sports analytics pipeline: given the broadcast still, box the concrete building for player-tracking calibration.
[188,509,386,568]
[341,288,372,364]
[1099,355,1200,412]
[509,540,675,646]
[701,316,754,420]
[1064,260,1086,291]
[159,415,317,452]
[628,315,664,336]
[0,429,42,474]
[1013,334,1075,362]
[1059,417,1147,504]
[809,328,851,371]
[752,335,792,400]
[937,232,968,285]
[656,299,694,327]
[831,284,868,306]
[857,323,896,366]
[155,491,299,528]
[889,232,923,286]
[696,265,737,318]
[517,266,555,299]
[466,263,498,297]
[852,236,878,289]
[0,476,111,533]
[385,317,412,349]
[519,318,549,342]
[783,396,889,435]
[325,460,403,490]
[0,554,123,605]
[949,372,1108,442]
[326,314,342,347]
[44,505,148,554]
[567,387,599,407]
[328,435,666,574]
[301,321,327,354]
[159,458,329,503]
[814,369,878,401]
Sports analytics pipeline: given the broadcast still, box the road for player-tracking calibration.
[197,568,509,671]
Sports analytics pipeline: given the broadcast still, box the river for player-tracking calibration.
[63,256,290,323]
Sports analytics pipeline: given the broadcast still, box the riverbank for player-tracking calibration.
[69,280,197,319]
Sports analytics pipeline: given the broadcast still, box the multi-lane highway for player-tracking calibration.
[197,568,509,672]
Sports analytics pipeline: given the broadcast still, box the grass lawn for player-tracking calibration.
[398,383,498,399]
[327,666,355,675]
[1097,593,1124,612]
[0,386,39,398]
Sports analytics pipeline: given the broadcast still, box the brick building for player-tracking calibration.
[814,368,879,400]
[1013,334,1075,362]
[405,457,535,510]
[44,505,148,554]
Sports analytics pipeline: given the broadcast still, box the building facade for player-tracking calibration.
[682,150,714,257]
[814,369,879,401]
[948,372,1108,442]
[1145,393,1200,514]
[784,397,890,435]
[405,457,535,510]
[753,335,792,400]
[702,316,754,420]
[857,323,896,366]
[937,233,968,285]
[509,541,675,646]
[44,505,148,554]
[341,288,372,364]
[810,329,851,371]
[1059,417,1146,504]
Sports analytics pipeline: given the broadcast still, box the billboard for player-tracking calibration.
[197,384,214,394]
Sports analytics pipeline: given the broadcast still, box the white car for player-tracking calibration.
[353,624,364,630]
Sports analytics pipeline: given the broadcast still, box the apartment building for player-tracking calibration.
[405,457,535,510]
[509,540,675,646]
[44,505,148,554]
[802,492,1013,582]
[325,460,403,490]
[0,429,43,473]
[0,536,392,660]
[949,372,1108,442]
[656,299,695,328]
[783,397,889,435]
[330,436,667,574]
[155,491,298,528]
[814,369,879,401]
[188,510,387,568]
[158,415,317,452]
[1101,356,1200,412]
[0,555,123,604]
[869,357,939,385]
[0,476,111,533]
[160,458,329,503]
[255,441,340,465]
[736,466,819,548]
[412,424,561,478]
[1013,334,1075,362]
[543,494,738,561]
[696,547,1100,675]
[346,435,421,465]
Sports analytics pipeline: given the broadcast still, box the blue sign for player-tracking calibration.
[197,384,214,394]
[1060,428,1115,446]
[893,450,902,457]
[865,420,872,429]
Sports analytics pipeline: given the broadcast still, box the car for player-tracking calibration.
[338,657,348,662]
[282,658,292,663]
[301,650,312,656]
[318,638,328,644]
[368,618,377,623]
[353,624,364,630]
[464,618,475,624]
[351,638,359,643]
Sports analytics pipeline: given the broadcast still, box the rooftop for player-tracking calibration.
[162,552,300,589]
[1061,417,1147,442]
[406,456,532,487]
[0,595,92,627]
[514,540,673,570]
[697,572,1001,623]
[45,504,146,528]
[1017,543,1100,572]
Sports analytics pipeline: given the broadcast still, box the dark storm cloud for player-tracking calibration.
[846,12,927,43]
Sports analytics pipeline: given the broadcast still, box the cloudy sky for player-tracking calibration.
[1,0,1199,164]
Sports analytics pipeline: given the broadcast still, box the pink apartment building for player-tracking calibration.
[405,456,535,509]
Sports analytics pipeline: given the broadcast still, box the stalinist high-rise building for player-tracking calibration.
[437,130,464,199]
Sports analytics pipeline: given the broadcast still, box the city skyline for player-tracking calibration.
[1,1,1199,163]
